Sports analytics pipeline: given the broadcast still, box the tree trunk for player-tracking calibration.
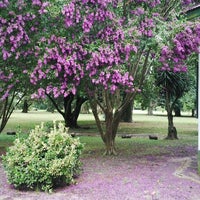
[90,98,121,155]
[0,99,9,133]
[104,136,116,155]
[191,109,196,117]
[22,99,29,113]
[166,112,178,139]
[46,93,87,128]
[147,100,154,115]
[165,91,178,139]
[63,95,87,128]
[121,101,133,122]
[0,92,24,133]
[174,107,181,117]
[147,107,153,115]
[174,103,181,116]
[103,110,119,155]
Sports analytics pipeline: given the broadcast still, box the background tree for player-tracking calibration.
[156,71,189,139]
[136,72,158,115]
[181,54,198,116]
[173,100,183,117]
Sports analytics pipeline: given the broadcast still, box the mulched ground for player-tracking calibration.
[0,145,200,200]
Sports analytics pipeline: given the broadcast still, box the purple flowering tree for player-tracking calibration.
[30,0,200,154]
[31,0,140,154]
[157,23,200,139]
[30,33,89,127]
[0,0,49,132]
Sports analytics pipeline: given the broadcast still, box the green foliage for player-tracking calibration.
[2,121,83,192]
[181,54,197,112]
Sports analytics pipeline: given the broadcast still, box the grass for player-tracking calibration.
[79,135,197,158]
[3,110,64,133]
[0,110,198,158]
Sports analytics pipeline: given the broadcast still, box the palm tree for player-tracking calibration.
[156,70,189,139]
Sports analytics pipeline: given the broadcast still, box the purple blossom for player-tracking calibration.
[161,46,170,57]
[30,36,86,99]
[2,49,11,60]
[82,16,94,33]
[1,90,9,100]
[2,0,200,102]
[139,17,155,37]
[32,0,42,6]
[182,0,192,5]
[0,0,9,8]
[131,7,145,16]
[23,70,28,74]
[159,24,200,72]
[39,2,49,14]
[62,3,75,27]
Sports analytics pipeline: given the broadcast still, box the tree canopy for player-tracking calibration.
[1,0,200,153]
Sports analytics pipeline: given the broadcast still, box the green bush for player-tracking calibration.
[2,121,83,192]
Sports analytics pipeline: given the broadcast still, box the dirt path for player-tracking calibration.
[172,157,200,184]
[0,154,200,200]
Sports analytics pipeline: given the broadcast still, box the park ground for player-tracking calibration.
[0,110,200,200]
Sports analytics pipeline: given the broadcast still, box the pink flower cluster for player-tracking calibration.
[0,69,15,100]
[97,27,125,42]
[86,41,137,93]
[30,35,86,98]
[0,13,36,60]
[32,0,49,14]
[134,0,161,8]
[62,0,114,33]
[82,0,112,7]
[0,0,49,99]
[182,0,192,5]
[0,0,9,8]
[59,0,138,95]
[92,70,134,93]
[159,24,200,72]
[62,2,80,27]
[131,7,145,16]
[2,0,200,101]
[0,0,49,60]
[139,17,155,37]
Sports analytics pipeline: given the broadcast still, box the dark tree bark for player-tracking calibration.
[121,101,133,122]
[46,93,87,128]
[191,109,196,117]
[173,100,182,117]
[174,106,181,117]
[104,109,118,155]
[22,99,29,113]
[63,95,87,128]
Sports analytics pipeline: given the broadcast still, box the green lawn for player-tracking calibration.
[2,110,198,136]
[0,110,198,157]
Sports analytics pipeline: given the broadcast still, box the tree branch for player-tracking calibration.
[45,93,64,116]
